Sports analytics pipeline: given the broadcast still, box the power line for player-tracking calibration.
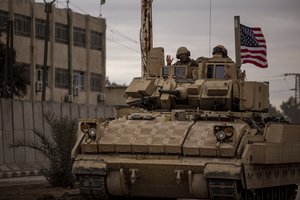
[68,1,139,46]
[107,25,139,45]
[66,1,140,54]
[107,37,139,53]
[48,0,140,53]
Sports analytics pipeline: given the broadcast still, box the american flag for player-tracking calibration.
[240,24,268,68]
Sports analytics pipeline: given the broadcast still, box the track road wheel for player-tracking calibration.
[79,175,110,200]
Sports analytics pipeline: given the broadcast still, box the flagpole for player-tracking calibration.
[99,1,102,17]
[100,0,105,17]
[234,16,241,68]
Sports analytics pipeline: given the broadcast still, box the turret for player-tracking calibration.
[125,47,269,113]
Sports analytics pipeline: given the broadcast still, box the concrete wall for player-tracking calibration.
[0,98,115,166]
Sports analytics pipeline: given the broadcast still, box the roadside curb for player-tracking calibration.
[0,164,41,179]
[0,169,40,179]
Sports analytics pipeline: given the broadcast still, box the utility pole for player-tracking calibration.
[284,73,300,104]
[9,19,14,98]
[4,6,14,99]
[141,0,153,77]
[4,20,10,98]
[67,0,73,100]
[42,0,56,101]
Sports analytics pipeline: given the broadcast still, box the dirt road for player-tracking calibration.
[0,176,299,200]
[0,176,80,200]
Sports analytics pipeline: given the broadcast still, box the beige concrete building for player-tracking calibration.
[0,0,106,105]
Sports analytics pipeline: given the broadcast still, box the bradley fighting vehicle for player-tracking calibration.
[71,46,300,199]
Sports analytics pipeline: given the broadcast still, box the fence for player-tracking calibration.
[0,98,115,166]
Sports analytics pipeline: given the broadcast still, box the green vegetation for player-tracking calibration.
[280,96,300,124]
[266,96,300,124]
[12,112,77,188]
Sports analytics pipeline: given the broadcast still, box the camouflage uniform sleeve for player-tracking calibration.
[190,59,199,67]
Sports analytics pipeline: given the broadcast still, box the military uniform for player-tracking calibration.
[168,46,198,67]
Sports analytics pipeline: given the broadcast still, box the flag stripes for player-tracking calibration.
[240,24,268,68]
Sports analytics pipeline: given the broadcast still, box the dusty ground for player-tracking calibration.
[0,176,81,200]
[0,176,299,200]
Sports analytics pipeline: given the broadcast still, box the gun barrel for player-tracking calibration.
[159,89,180,96]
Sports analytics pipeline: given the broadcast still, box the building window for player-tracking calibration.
[73,27,86,47]
[73,71,85,90]
[55,23,68,44]
[90,31,102,50]
[16,63,30,85]
[14,14,31,37]
[90,73,103,91]
[0,10,8,29]
[35,19,46,40]
[36,65,48,84]
[55,68,68,88]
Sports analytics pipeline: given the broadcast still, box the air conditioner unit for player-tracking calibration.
[97,93,106,102]
[73,86,79,96]
[35,81,43,92]
[64,95,73,103]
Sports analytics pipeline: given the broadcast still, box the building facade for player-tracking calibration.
[0,0,106,105]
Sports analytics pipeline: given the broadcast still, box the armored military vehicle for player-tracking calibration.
[72,47,300,199]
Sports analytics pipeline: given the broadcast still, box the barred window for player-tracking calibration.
[14,14,31,36]
[90,73,103,91]
[73,71,85,90]
[90,31,102,50]
[73,27,86,47]
[0,10,8,30]
[55,68,68,88]
[36,65,48,84]
[35,19,46,40]
[55,23,68,44]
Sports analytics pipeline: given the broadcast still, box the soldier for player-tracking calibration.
[212,45,245,80]
[166,46,198,67]
[212,45,228,58]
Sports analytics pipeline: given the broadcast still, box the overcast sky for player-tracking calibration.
[37,0,300,107]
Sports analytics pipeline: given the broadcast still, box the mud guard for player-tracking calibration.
[72,160,107,175]
[204,164,241,180]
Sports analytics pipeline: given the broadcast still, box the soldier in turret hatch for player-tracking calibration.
[212,45,229,58]
[166,46,198,67]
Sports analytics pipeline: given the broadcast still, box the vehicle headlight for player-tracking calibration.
[81,123,90,133]
[215,131,226,140]
[214,125,234,141]
[81,122,97,139]
[88,128,97,139]
[224,127,234,137]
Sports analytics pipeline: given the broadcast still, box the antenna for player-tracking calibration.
[209,0,212,57]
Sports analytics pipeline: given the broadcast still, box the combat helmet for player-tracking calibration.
[212,45,228,58]
[176,46,191,59]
